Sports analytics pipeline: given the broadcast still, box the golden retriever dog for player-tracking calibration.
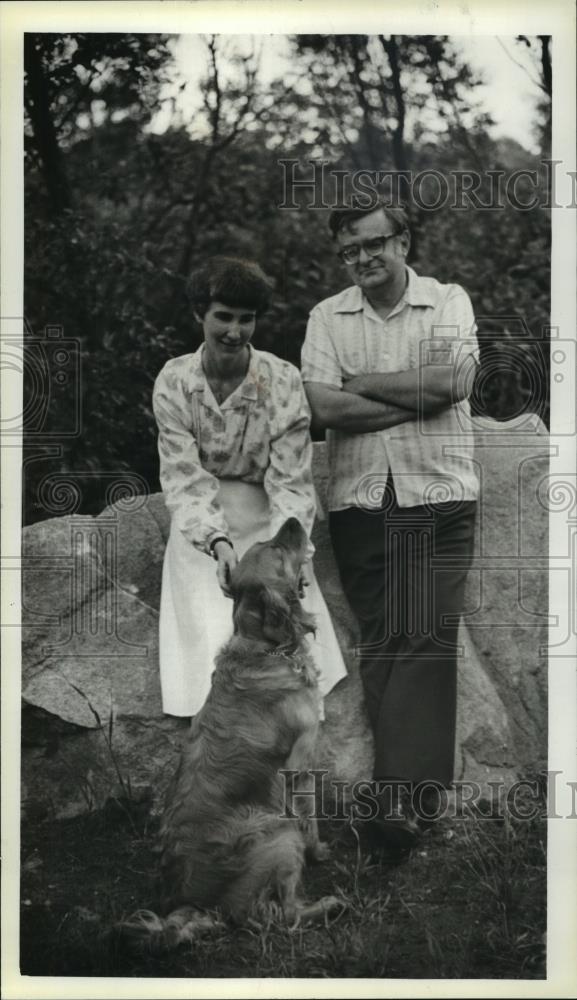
[120,517,340,950]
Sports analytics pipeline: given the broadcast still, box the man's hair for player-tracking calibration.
[328,200,410,241]
[188,256,273,318]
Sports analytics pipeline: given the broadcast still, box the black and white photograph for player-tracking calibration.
[1,0,576,996]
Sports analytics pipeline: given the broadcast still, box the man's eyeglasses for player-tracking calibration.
[337,233,400,265]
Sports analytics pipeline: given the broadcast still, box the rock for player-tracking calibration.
[454,629,517,783]
[95,496,167,610]
[21,706,186,821]
[460,414,549,772]
[22,579,163,728]
[21,415,549,818]
[21,515,102,664]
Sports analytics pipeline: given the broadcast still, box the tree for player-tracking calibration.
[24,33,173,211]
[174,35,269,280]
[493,36,552,158]
[277,36,491,177]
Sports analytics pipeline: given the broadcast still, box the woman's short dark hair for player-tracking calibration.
[328,200,410,240]
[188,256,273,318]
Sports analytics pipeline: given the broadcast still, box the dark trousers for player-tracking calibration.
[329,483,476,788]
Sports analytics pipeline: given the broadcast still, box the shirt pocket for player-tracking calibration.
[335,338,371,377]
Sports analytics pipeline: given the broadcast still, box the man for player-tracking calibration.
[301,200,479,849]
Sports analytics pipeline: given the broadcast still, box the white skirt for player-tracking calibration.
[159,480,348,717]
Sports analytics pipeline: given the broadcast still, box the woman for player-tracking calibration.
[153,256,347,717]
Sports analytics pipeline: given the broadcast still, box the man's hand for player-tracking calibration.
[212,540,238,597]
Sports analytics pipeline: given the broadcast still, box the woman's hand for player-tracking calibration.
[212,540,238,597]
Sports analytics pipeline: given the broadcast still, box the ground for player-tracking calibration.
[20,789,546,980]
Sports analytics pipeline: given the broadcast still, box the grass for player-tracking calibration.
[20,788,546,980]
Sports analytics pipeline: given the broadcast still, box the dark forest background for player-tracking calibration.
[23,32,552,524]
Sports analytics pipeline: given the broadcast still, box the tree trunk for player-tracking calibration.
[539,35,552,98]
[347,37,382,171]
[379,35,410,205]
[24,34,70,211]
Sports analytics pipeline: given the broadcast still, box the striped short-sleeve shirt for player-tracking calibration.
[301,266,480,511]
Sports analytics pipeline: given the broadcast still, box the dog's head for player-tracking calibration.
[230,518,316,652]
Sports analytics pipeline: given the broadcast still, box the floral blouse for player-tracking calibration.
[152,345,317,553]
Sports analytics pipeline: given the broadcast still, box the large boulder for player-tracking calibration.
[21,415,549,819]
[461,416,549,771]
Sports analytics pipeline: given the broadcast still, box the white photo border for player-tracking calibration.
[2,1,575,997]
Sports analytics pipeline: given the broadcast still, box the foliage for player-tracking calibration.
[286,35,493,168]
[24,33,173,151]
[23,31,551,523]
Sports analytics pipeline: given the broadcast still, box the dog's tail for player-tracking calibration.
[115,906,223,953]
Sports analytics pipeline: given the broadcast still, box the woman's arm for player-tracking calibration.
[210,539,237,596]
[263,365,318,547]
[152,365,232,556]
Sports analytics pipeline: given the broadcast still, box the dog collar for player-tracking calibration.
[269,648,320,685]
[269,648,306,674]
[233,636,315,679]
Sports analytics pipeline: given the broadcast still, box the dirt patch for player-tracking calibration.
[20,794,546,980]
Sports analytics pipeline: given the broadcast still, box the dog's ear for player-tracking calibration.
[232,585,263,639]
[232,583,290,642]
[259,585,315,650]
[259,586,294,648]
[233,580,315,649]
